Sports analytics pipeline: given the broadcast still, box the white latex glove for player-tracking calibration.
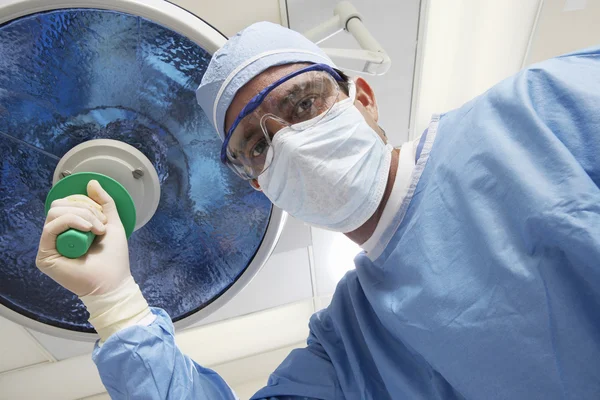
[36,180,151,341]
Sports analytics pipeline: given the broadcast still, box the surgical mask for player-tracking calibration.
[258,82,393,232]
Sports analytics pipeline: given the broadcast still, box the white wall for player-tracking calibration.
[412,0,542,137]
[525,0,600,64]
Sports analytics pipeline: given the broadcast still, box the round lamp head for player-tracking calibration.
[0,1,285,340]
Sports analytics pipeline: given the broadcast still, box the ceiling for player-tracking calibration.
[175,0,422,145]
[170,0,282,37]
[2,0,597,398]
[524,0,600,64]
[284,0,421,145]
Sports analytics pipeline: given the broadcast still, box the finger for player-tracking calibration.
[50,197,108,224]
[47,208,106,235]
[87,180,121,223]
[58,194,102,211]
[38,214,94,253]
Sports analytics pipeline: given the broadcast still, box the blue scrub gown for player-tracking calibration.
[93,46,600,399]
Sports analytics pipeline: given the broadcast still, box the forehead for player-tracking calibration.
[224,63,312,134]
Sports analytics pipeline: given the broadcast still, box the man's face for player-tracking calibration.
[224,63,384,189]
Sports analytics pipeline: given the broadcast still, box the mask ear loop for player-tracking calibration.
[260,113,291,147]
[320,80,355,117]
[347,79,357,101]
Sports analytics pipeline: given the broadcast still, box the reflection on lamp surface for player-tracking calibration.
[0,9,271,332]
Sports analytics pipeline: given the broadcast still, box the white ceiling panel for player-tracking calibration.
[27,329,94,362]
[0,301,312,400]
[177,300,312,367]
[193,246,314,327]
[0,316,50,373]
[272,215,312,254]
[285,0,421,145]
[170,0,281,37]
[0,353,103,400]
[211,343,301,388]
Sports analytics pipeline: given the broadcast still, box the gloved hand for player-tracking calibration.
[36,180,151,341]
[37,179,129,296]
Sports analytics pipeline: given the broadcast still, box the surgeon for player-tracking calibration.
[36,22,600,399]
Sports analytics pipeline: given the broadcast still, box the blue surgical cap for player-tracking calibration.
[195,21,336,141]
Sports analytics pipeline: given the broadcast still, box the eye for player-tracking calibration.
[251,138,268,158]
[293,97,316,120]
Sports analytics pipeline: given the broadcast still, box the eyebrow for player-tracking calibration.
[240,85,305,137]
[241,130,259,150]
[278,84,304,108]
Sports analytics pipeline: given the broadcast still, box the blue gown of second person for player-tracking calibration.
[94,46,600,399]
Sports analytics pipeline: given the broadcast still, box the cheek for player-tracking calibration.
[354,102,384,139]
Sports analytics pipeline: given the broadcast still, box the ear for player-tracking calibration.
[250,179,261,191]
[353,76,379,123]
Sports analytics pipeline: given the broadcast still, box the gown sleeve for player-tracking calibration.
[92,307,325,400]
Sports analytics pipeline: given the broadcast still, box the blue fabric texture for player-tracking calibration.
[254,46,600,399]
[94,47,600,399]
[93,308,237,400]
[195,21,335,141]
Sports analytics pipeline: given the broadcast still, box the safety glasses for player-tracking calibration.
[221,63,345,180]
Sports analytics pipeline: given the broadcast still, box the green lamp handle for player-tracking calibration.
[56,229,96,259]
[45,172,136,259]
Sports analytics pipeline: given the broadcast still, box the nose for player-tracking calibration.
[262,117,287,140]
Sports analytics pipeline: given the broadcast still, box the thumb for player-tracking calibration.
[87,180,121,223]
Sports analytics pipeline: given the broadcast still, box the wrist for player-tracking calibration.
[80,276,151,342]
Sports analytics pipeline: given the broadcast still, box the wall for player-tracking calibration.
[525,0,600,64]
[412,0,542,137]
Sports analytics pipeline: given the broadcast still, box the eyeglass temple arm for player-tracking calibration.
[302,1,392,76]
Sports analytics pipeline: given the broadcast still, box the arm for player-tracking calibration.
[251,331,341,400]
[35,180,325,399]
[93,308,236,400]
[94,308,323,400]
[35,181,236,399]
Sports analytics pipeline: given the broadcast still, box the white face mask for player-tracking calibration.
[258,81,393,232]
